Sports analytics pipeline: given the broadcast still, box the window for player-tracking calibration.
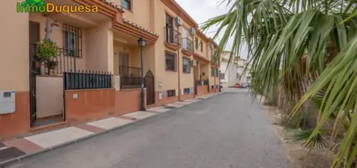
[211,68,219,77]
[195,38,199,50]
[183,88,191,95]
[211,68,215,76]
[166,14,174,43]
[63,24,82,57]
[167,90,176,97]
[200,41,203,52]
[165,52,176,71]
[182,57,191,73]
[121,0,131,10]
[220,73,225,79]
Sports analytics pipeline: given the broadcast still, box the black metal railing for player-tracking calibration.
[51,48,78,75]
[182,37,194,51]
[196,80,209,86]
[204,80,209,86]
[165,26,180,45]
[119,65,141,77]
[119,65,142,88]
[64,71,112,90]
[196,80,202,86]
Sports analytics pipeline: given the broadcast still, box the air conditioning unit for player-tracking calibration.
[190,28,196,35]
[175,17,182,26]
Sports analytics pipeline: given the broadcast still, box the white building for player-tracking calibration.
[220,51,251,88]
[237,58,251,86]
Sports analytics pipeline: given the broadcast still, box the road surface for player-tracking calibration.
[7,89,290,168]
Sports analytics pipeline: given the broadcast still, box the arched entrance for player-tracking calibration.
[144,71,155,105]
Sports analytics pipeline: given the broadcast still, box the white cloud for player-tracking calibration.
[175,0,248,58]
[176,0,226,25]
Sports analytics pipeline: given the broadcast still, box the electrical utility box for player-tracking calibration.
[0,91,16,115]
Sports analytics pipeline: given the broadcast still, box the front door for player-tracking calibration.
[29,21,40,126]
[119,52,129,76]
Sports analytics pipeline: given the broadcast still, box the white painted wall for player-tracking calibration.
[36,77,64,118]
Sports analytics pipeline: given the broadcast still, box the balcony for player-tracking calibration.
[182,37,194,55]
[119,65,142,89]
[165,26,180,50]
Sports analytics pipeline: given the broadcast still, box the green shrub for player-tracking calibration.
[36,40,59,62]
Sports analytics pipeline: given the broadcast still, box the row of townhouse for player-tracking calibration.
[0,0,220,138]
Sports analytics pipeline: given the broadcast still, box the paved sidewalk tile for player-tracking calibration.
[87,117,134,130]
[147,107,171,113]
[185,99,199,102]
[118,116,137,121]
[25,127,93,149]
[4,138,42,154]
[122,111,156,120]
[165,103,185,108]
[0,147,25,162]
[176,101,193,105]
[76,124,106,134]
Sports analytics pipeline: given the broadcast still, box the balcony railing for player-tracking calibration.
[119,65,142,89]
[182,37,194,51]
[195,80,209,86]
[165,26,180,45]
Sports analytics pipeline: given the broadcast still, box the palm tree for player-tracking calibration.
[203,0,356,167]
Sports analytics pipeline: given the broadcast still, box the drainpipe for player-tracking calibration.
[177,48,181,101]
[177,26,182,101]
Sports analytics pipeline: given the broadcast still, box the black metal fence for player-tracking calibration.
[64,71,112,90]
[119,65,142,88]
[196,80,209,86]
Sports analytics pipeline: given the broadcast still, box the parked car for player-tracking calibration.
[233,83,241,88]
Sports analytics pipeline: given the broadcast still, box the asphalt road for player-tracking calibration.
[7,89,290,168]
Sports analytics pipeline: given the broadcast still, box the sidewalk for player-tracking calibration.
[0,93,220,167]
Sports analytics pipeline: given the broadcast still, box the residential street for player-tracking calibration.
[7,89,290,168]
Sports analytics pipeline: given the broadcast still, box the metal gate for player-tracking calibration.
[29,21,40,126]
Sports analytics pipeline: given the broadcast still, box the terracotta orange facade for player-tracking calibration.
[0,0,220,138]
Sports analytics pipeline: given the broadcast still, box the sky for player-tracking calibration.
[175,0,249,58]
[175,0,227,37]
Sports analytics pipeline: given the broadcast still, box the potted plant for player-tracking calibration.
[36,40,59,75]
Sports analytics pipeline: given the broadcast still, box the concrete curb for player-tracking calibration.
[0,93,220,168]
